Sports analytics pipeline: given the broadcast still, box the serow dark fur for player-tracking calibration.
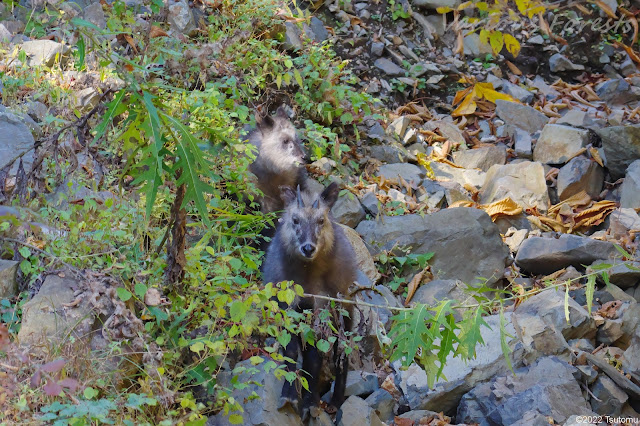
[262,183,358,421]
[248,106,308,215]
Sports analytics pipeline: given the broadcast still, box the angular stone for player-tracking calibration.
[0,260,18,298]
[533,124,591,165]
[502,82,534,104]
[376,163,424,184]
[515,235,617,275]
[386,116,411,139]
[588,260,640,289]
[411,0,460,9]
[549,53,585,72]
[368,142,411,163]
[620,159,640,208]
[513,128,533,158]
[306,17,328,42]
[374,58,405,76]
[73,87,100,113]
[457,357,592,425]
[283,21,303,50]
[556,156,604,200]
[364,388,394,423]
[210,360,302,426]
[495,100,549,133]
[20,40,70,67]
[590,375,628,416]
[395,410,441,422]
[356,208,508,287]
[556,109,593,127]
[17,275,92,346]
[595,124,640,180]
[462,33,492,57]
[83,3,106,29]
[596,78,640,104]
[609,208,640,239]
[340,224,380,284]
[424,120,466,145]
[345,371,379,397]
[480,162,549,212]
[430,161,486,189]
[337,395,384,426]
[332,193,365,228]
[452,145,507,172]
[360,191,379,216]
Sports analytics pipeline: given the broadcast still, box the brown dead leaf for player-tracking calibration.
[149,26,169,38]
[381,374,402,399]
[0,324,9,350]
[405,266,431,305]
[505,60,522,75]
[145,288,162,306]
[449,200,475,208]
[394,417,414,426]
[589,147,604,167]
[613,41,640,65]
[594,0,617,18]
[548,191,592,214]
[619,8,639,44]
[480,197,523,220]
[597,300,622,319]
[573,200,617,230]
[570,90,598,108]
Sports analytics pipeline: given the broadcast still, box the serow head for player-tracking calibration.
[256,106,306,169]
[280,183,339,261]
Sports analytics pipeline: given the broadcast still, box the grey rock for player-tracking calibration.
[83,3,106,29]
[502,82,534,104]
[364,389,394,423]
[608,208,640,239]
[623,335,640,376]
[430,161,486,189]
[377,163,424,184]
[368,143,411,163]
[400,313,523,413]
[549,53,585,72]
[595,124,640,179]
[480,162,549,212]
[513,128,533,158]
[588,260,640,289]
[533,124,591,165]
[556,109,593,127]
[210,360,302,426]
[597,316,624,345]
[283,22,303,50]
[23,101,48,122]
[576,364,598,384]
[424,120,466,145]
[452,145,507,172]
[515,234,617,275]
[528,34,544,45]
[73,87,100,113]
[360,191,380,216]
[387,116,411,139]
[504,228,528,253]
[463,33,492,57]
[395,410,440,422]
[167,0,197,36]
[337,395,384,426]
[596,78,640,104]
[556,156,604,200]
[412,13,437,41]
[409,62,440,77]
[20,40,70,67]
[0,260,18,299]
[356,208,508,287]
[332,193,365,228]
[495,100,549,133]
[620,56,638,77]
[309,411,333,426]
[306,17,328,42]
[590,375,628,416]
[564,415,600,426]
[340,224,380,284]
[345,371,379,397]
[370,42,384,57]
[0,23,11,42]
[411,279,471,319]
[411,0,460,9]
[17,275,93,346]
[0,109,35,173]
[620,160,640,208]
[457,357,592,425]
[512,287,594,362]
[374,58,405,76]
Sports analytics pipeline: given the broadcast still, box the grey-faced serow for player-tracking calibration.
[248,106,308,215]
[262,183,358,421]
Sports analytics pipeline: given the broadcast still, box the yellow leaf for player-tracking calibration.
[515,0,529,14]
[527,5,546,18]
[589,147,604,167]
[452,91,477,116]
[436,6,453,13]
[475,83,519,104]
[294,69,303,87]
[452,86,473,106]
[275,73,282,89]
[479,29,490,47]
[449,200,475,208]
[457,1,473,9]
[504,33,521,57]
[476,1,488,11]
[480,197,523,220]
[489,30,504,55]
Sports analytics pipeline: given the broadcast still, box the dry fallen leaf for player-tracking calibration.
[589,147,604,167]
[597,300,622,319]
[149,26,169,38]
[145,287,162,306]
[404,266,431,305]
[481,197,523,220]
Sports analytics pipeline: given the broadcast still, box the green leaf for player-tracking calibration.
[229,301,248,322]
[75,35,86,71]
[389,304,435,366]
[229,414,244,425]
[294,69,303,88]
[83,387,99,400]
[614,244,632,259]
[499,307,514,374]
[316,339,331,353]
[94,89,126,141]
[18,247,31,258]
[190,341,205,354]
[585,274,595,314]
[116,288,132,302]
[141,91,165,220]
[284,59,293,68]
[340,112,354,125]
[134,283,147,299]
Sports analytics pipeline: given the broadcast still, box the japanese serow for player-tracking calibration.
[262,183,358,421]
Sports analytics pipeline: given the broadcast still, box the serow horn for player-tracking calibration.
[296,185,304,208]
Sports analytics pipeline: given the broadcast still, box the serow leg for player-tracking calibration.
[279,336,300,411]
[300,344,322,422]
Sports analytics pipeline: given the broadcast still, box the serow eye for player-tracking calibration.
[282,139,290,146]
[292,217,300,225]
[317,218,325,226]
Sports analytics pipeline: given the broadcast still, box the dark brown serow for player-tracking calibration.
[262,183,358,421]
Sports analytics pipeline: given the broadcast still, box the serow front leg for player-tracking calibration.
[279,335,300,411]
[300,344,322,422]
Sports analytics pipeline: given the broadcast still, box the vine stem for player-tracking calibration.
[300,265,621,313]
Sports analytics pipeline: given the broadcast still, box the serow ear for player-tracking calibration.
[280,186,297,206]
[275,105,289,119]
[256,112,275,131]
[320,182,339,209]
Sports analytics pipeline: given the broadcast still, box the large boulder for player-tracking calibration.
[339,224,380,284]
[595,124,640,179]
[20,40,70,67]
[533,124,591,165]
[377,163,424,184]
[479,162,549,212]
[336,395,384,426]
[515,235,617,275]
[332,193,365,228]
[495,100,549,133]
[356,208,508,287]
[457,357,594,425]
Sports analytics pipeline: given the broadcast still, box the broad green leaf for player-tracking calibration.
[190,341,205,354]
[230,301,248,321]
[141,91,164,219]
[229,414,244,425]
[134,283,147,299]
[316,339,330,353]
[294,69,303,87]
[75,35,86,70]
[117,288,132,302]
[614,244,632,259]
[389,304,434,366]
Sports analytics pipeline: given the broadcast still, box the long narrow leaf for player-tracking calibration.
[499,307,514,374]
[94,89,126,140]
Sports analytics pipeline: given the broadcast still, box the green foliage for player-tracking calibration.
[389,0,412,20]
[0,293,27,334]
